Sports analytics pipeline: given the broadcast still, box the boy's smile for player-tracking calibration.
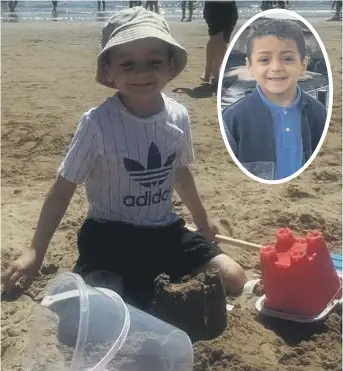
[246,36,307,106]
[128,81,155,92]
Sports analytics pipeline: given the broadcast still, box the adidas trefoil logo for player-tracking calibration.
[123,142,176,188]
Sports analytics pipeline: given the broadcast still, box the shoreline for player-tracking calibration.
[1,16,339,31]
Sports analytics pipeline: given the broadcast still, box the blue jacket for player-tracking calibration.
[223,89,326,180]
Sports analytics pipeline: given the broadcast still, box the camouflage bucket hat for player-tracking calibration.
[96,6,188,88]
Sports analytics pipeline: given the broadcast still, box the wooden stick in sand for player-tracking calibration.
[186,226,264,251]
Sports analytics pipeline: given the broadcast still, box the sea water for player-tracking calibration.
[1,1,337,23]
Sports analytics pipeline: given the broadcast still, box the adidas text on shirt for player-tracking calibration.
[58,93,195,226]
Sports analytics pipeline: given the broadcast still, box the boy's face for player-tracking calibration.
[104,38,174,100]
[246,36,307,99]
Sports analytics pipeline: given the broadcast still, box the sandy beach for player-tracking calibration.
[1,18,342,370]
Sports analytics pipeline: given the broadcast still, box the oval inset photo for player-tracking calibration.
[218,9,332,184]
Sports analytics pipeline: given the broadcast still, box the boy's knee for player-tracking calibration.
[207,253,247,294]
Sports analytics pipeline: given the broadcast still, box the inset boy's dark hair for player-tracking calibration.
[246,19,306,61]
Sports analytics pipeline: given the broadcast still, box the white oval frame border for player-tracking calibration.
[217,8,333,185]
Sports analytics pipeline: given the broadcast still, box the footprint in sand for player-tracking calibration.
[313,169,340,182]
[285,185,316,199]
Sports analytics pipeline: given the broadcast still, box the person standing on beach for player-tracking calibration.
[97,0,106,12]
[261,1,289,10]
[129,1,142,7]
[7,0,18,13]
[331,1,342,20]
[275,1,286,8]
[181,1,194,22]
[202,1,238,86]
[261,1,273,11]
[2,7,246,309]
[145,1,159,13]
[52,1,58,12]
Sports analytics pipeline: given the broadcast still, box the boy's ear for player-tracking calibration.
[103,64,113,84]
[300,56,308,76]
[246,56,254,76]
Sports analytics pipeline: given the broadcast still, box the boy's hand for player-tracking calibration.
[1,175,77,294]
[2,249,43,293]
[196,219,219,242]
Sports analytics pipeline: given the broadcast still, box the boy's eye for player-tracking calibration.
[119,61,134,70]
[259,57,269,63]
[150,60,163,67]
[283,56,294,62]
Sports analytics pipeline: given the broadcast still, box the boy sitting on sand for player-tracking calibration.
[3,7,246,309]
[222,19,326,181]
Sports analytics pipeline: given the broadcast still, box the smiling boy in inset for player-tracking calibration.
[223,18,326,180]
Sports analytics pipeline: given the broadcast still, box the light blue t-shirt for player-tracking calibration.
[256,85,303,180]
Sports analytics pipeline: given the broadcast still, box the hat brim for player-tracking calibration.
[96,25,187,88]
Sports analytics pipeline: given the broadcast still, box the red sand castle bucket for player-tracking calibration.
[259,228,342,318]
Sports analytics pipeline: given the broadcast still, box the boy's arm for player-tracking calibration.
[31,175,77,260]
[174,166,218,241]
[2,175,76,293]
[173,106,217,241]
[2,113,98,293]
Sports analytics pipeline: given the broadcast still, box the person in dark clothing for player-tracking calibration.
[261,1,289,10]
[145,1,159,13]
[181,1,194,22]
[129,1,142,7]
[202,1,238,85]
[52,1,58,12]
[8,0,18,13]
[332,1,342,20]
[261,1,273,10]
[97,0,105,11]
[275,1,286,8]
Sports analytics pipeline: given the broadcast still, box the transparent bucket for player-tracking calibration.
[25,272,193,371]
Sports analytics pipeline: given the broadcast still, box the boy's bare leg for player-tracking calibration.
[193,253,247,294]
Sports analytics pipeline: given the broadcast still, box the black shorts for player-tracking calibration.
[204,1,238,42]
[73,218,222,308]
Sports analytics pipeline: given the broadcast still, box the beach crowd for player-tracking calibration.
[3,1,342,22]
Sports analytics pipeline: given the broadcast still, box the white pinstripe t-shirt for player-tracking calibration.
[58,93,194,226]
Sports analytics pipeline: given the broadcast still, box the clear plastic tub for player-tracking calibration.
[25,272,193,371]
